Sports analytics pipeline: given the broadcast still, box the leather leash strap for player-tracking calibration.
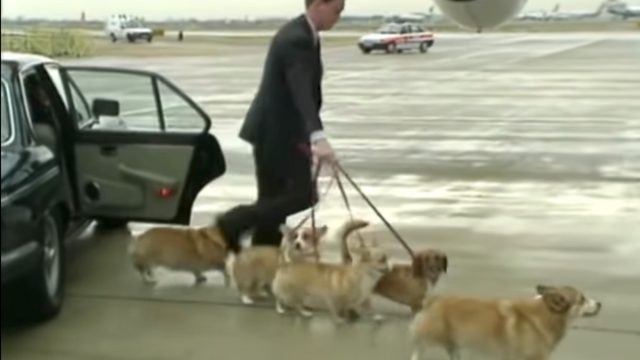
[335,163,416,260]
[334,169,366,263]
[291,160,328,262]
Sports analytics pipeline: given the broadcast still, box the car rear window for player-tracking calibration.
[1,81,11,144]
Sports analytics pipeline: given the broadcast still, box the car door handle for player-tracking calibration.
[100,145,117,156]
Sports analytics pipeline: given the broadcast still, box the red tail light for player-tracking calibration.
[158,187,176,198]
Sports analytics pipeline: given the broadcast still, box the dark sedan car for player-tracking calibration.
[1,52,226,322]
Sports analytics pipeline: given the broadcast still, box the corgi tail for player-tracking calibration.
[336,219,369,264]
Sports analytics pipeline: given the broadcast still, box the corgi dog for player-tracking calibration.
[128,225,229,286]
[373,249,448,313]
[271,219,390,324]
[227,224,328,305]
[409,285,602,360]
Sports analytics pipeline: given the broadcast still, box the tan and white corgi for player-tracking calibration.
[227,224,327,305]
[271,219,390,324]
[409,285,602,360]
[128,225,229,286]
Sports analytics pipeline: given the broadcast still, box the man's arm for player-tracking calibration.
[283,36,324,140]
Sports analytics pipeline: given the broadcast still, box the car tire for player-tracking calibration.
[419,42,429,53]
[3,210,65,324]
[360,47,371,54]
[147,35,153,43]
[385,42,397,54]
[110,33,117,43]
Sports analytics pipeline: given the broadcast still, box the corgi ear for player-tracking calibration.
[537,285,570,314]
[440,254,448,274]
[279,224,295,242]
[429,252,448,274]
[279,224,290,236]
[536,285,551,295]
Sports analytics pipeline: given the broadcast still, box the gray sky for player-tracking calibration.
[2,0,615,20]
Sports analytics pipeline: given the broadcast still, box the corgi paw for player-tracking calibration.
[372,314,385,323]
[142,274,157,285]
[276,302,287,315]
[298,308,314,318]
[241,295,255,305]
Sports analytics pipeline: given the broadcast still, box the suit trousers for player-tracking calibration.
[217,143,317,252]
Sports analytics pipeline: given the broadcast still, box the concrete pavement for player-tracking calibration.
[3,32,640,359]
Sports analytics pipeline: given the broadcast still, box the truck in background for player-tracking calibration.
[105,14,153,43]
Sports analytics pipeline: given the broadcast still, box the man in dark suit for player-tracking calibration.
[217,0,345,253]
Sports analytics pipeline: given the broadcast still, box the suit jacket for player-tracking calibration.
[239,15,323,158]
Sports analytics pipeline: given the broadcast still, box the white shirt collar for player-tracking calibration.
[305,14,319,44]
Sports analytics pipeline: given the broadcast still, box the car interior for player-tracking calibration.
[24,72,61,156]
[22,70,80,217]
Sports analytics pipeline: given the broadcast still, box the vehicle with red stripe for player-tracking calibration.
[357,22,434,54]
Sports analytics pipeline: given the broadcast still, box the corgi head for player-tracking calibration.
[350,237,390,274]
[536,285,602,319]
[279,223,328,259]
[411,249,448,284]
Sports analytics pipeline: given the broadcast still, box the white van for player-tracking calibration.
[105,14,153,43]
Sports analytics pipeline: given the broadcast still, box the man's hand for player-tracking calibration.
[312,138,337,166]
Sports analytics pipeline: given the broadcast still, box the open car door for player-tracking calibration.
[59,66,225,225]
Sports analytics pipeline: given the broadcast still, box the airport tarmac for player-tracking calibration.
[2,32,640,359]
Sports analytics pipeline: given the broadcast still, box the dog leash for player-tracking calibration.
[310,161,321,261]
[291,160,333,262]
[291,161,333,233]
[335,163,416,260]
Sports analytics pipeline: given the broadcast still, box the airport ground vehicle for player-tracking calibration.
[105,14,154,43]
[1,52,226,323]
[357,22,435,54]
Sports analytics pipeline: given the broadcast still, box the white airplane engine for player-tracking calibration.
[434,0,528,30]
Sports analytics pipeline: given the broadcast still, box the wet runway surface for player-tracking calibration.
[3,33,640,359]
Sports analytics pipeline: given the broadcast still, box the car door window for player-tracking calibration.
[63,68,207,133]
[45,65,92,128]
[65,70,158,131]
[158,81,208,131]
[67,80,93,128]
[1,81,12,145]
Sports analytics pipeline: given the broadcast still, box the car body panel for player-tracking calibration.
[358,22,435,53]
